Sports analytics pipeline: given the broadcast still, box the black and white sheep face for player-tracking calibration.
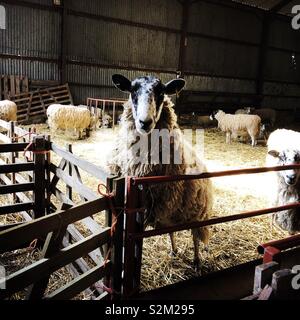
[210,110,221,121]
[112,74,185,135]
[268,149,300,186]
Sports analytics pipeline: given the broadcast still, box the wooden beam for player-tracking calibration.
[51,143,109,183]
[0,182,34,195]
[178,0,191,76]
[0,202,34,215]
[256,12,270,104]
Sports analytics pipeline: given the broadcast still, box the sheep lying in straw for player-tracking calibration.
[47,104,97,139]
[266,129,300,234]
[210,110,261,146]
[108,74,213,269]
[0,100,17,122]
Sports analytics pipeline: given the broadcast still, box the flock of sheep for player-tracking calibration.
[0,75,299,269]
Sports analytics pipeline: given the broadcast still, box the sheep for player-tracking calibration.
[210,110,261,146]
[46,104,95,139]
[197,115,217,128]
[101,113,112,128]
[235,107,251,115]
[108,74,213,270]
[249,108,276,128]
[0,100,17,122]
[266,129,300,234]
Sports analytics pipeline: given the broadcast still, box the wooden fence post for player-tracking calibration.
[123,178,145,298]
[33,136,47,219]
[111,177,125,300]
[66,144,72,201]
[9,121,16,202]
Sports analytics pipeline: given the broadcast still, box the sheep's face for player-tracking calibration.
[210,110,221,121]
[268,149,300,186]
[112,74,185,135]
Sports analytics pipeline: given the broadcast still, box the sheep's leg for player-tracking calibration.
[251,136,257,147]
[192,227,210,271]
[226,132,231,144]
[192,230,200,271]
[169,232,177,256]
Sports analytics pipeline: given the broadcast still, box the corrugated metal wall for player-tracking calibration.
[0,0,299,110]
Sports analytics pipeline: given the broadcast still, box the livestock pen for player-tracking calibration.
[0,119,300,300]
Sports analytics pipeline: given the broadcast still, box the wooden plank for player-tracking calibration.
[67,145,73,200]
[110,177,125,299]
[0,229,110,299]
[67,224,103,265]
[0,182,34,194]
[0,197,109,253]
[0,143,31,153]
[26,222,69,299]
[0,75,2,100]
[0,172,32,205]
[50,164,98,201]
[45,262,110,300]
[3,75,9,99]
[33,137,46,219]
[15,77,20,95]
[10,75,15,97]
[0,162,34,174]
[0,119,11,130]
[0,202,34,215]
[0,222,25,232]
[51,143,109,183]
[23,76,29,93]
[0,132,12,143]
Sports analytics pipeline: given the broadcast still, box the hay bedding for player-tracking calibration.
[0,124,289,297]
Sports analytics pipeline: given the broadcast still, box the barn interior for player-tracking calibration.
[0,0,300,301]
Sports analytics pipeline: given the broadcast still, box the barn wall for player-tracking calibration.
[0,0,299,110]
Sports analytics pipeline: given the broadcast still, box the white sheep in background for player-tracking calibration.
[47,104,95,139]
[210,110,261,146]
[266,129,300,234]
[235,107,251,115]
[101,113,112,128]
[108,74,213,270]
[0,100,17,122]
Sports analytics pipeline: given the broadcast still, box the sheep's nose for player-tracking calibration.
[139,119,153,130]
[287,174,297,184]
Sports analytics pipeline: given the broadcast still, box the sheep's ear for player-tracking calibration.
[268,150,280,158]
[164,79,185,96]
[112,74,132,92]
